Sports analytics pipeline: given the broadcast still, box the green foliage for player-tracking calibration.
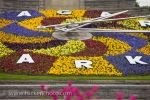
[0,72,150,80]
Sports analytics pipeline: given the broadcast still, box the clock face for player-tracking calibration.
[0,10,150,76]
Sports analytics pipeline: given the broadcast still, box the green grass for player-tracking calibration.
[0,72,150,80]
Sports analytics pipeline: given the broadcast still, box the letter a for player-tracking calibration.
[17,54,34,64]
[75,60,93,68]
[17,11,31,17]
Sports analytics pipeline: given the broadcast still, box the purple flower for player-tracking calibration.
[1,23,51,37]
[92,32,148,49]
[106,50,150,75]
[0,10,43,21]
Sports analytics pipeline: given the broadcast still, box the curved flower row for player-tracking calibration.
[117,18,150,30]
[48,56,122,76]
[0,42,14,58]
[1,23,51,37]
[0,31,52,44]
[0,10,42,21]
[41,17,70,26]
[92,32,147,49]
[72,40,108,56]
[33,40,86,56]
[4,40,67,51]
[93,36,131,56]
[0,18,12,29]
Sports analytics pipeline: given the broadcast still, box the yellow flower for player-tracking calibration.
[0,18,12,28]
[0,42,14,57]
[138,44,150,55]
[93,36,131,56]
[40,9,57,17]
[0,31,52,44]
[19,17,53,33]
[117,18,150,30]
[33,40,86,56]
[72,10,86,17]
[48,56,122,76]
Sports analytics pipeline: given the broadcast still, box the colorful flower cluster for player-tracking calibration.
[117,18,150,30]
[40,82,137,100]
[49,56,122,76]
[92,32,147,49]
[0,51,56,75]
[33,40,86,56]
[72,40,108,56]
[0,10,42,21]
[40,9,85,18]
[1,23,51,37]
[19,17,53,32]
[106,51,150,75]
[93,36,131,56]
[0,31,52,44]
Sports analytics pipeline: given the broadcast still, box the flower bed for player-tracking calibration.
[106,51,150,75]
[0,10,42,21]
[40,9,85,18]
[48,56,122,76]
[33,40,86,56]
[39,10,57,17]
[92,32,147,49]
[72,40,108,56]
[0,51,57,75]
[0,31,52,44]
[1,23,51,37]
[72,10,86,17]
[4,40,67,51]
[19,17,53,32]
[93,37,131,56]
[117,18,150,30]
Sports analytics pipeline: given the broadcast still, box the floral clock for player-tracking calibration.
[0,10,150,76]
